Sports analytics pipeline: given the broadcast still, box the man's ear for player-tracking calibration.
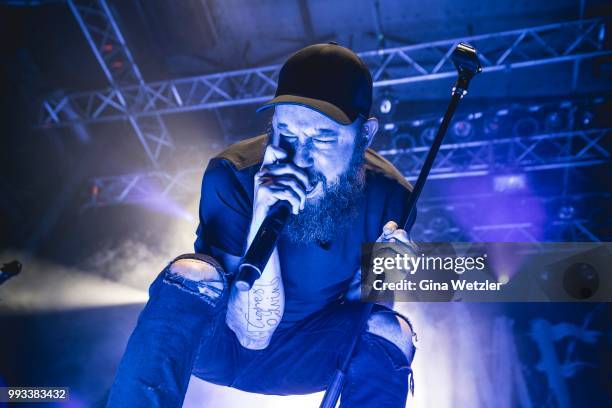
[362,117,379,148]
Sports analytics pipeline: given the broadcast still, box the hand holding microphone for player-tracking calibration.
[235,141,317,291]
[252,144,310,220]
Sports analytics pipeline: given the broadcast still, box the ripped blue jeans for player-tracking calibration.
[107,254,415,407]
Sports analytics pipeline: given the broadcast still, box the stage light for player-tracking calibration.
[544,111,564,131]
[496,108,509,116]
[0,256,148,311]
[483,117,501,137]
[528,105,541,112]
[452,120,473,141]
[419,126,437,146]
[493,174,527,193]
[428,214,452,237]
[383,123,396,132]
[379,98,393,115]
[558,205,576,220]
[563,262,599,300]
[580,111,594,127]
[391,133,415,150]
[512,117,539,138]
[377,92,396,116]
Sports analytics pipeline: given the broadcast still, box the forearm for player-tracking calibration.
[225,209,285,349]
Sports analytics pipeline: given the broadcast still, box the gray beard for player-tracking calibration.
[283,135,368,245]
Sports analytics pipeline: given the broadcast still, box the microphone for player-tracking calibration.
[234,200,292,291]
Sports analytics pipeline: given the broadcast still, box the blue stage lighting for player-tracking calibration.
[379,98,393,114]
[493,174,527,192]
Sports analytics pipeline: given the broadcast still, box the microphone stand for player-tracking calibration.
[319,42,482,408]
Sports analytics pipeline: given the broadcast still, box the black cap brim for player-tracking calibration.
[256,95,353,125]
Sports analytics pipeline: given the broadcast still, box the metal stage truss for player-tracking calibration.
[412,192,609,242]
[381,127,611,180]
[86,174,608,242]
[41,18,609,128]
[86,169,202,208]
[411,219,604,243]
[85,126,611,204]
[41,5,609,242]
[64,0,173,166]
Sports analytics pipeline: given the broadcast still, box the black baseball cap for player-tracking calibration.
[257,42,373,125]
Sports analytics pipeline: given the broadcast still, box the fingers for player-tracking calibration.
[379,220,412,246]
[260,145,311,190]
[262,144,287,165]
[255,164,309,215]
[272,177,306,210]
[260,179,303,215]
[255,144,311,215]
[382,220,399,236]
[388,228,409,244]
[259,163,310,191]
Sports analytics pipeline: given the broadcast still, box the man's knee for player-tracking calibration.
[169,256,222,281]
[366,311,416,365]
[162,253,228,307]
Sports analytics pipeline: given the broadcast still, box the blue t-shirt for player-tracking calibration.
[194,134,414,328]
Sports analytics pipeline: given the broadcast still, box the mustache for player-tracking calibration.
[307,170,326,189]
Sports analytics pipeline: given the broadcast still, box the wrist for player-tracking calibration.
[247,205,268,246]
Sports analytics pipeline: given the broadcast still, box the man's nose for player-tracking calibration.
[293,143,314,169]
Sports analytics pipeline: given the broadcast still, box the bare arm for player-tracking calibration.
[225,142,310,349]
[225,207,285,350]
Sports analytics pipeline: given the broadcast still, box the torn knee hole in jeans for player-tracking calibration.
[162,258,226,307]
[368,313,415,351]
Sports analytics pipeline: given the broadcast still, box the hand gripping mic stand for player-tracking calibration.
[319,43,481,408]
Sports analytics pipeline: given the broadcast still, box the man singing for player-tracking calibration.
[107,43,417,408]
